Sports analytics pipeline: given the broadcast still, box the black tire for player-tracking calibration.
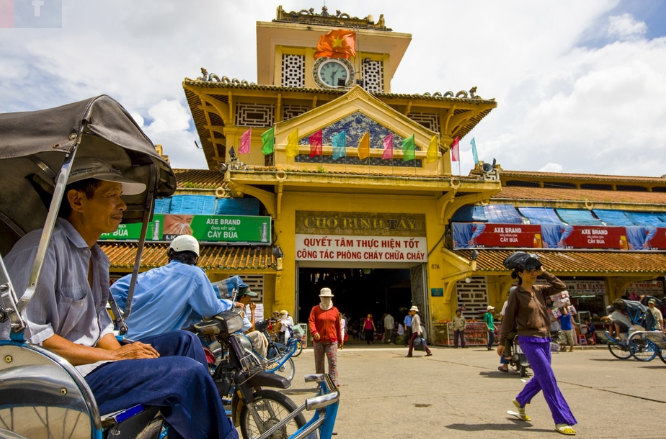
[520,365,528,378]
[608,342,632,360]
[630,339,657,362]
[239,389,306,439]
[135,417,165,439]
[291,340,304,357]
[658,346,666,364]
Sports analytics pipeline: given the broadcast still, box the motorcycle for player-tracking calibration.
[193,311,307,438]
[505,335,531,377]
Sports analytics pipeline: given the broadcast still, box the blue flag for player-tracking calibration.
[332,131,347,160]
[471,138,479,164]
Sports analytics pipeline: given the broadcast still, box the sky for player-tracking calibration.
[1,0,665,177]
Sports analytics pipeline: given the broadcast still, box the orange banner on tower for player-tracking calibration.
[314,29,356,59]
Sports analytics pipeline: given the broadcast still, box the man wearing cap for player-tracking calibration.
[308,287,342,386]
[2,158,237,439]
[235,286,268,357]
[111,235,241,340]
[648,299,664,330]
[484,305,496,350]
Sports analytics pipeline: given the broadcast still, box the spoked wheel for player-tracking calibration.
[239,389,306,439]
[271,357,295,382]
[519,365,528,378]
[291,340,304,357]
[608,342,632,359]
[630,339,658,362]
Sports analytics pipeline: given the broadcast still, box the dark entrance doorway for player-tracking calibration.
[297,267,412,340]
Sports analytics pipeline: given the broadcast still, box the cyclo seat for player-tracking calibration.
[0,341,160,439]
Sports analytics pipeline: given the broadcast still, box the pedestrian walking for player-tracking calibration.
[403,311,412,346]
[484,305,496,350]
[362,313,376,344]
[452,309,466,348]
[498,252,577,436]
[383,312,395,343]
[308,287,342,386]
[406,306,432,357]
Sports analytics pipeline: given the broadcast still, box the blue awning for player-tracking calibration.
[593,209,634,226]
[483,204,523,224]
[451,205,488,222]
[556,209,603,226]
[624,211,666,226]
[517,207,563,224]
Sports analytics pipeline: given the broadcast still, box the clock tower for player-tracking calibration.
[256,5,411,93]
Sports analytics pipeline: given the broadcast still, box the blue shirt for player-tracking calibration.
[111,260,233,339]
[559,313,573,331]
[1,219,115,375]
[404,315,412,327]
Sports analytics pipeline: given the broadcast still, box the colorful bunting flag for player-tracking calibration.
[382,133,393,159]
[261,127,274,155]
[451,136,460,162]
[357,132,370,160]
[402,134,415,161]
[314,29,357,59]
[309,130,323,157]
[239,128,251,154]
[471,137,479,164]
[332,131,347,159]
[286,128,300,157]
[426,135,438,163]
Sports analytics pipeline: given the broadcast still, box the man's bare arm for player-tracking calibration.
[43,333,159,366]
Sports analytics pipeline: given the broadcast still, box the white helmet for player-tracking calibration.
[169,235,200,256]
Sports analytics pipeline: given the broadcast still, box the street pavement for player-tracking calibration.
[284,343,666,439]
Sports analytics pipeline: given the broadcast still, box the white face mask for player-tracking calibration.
[319,297,333,310]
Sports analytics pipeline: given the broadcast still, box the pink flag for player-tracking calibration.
[451,136,460,162]
[239,128,251,154]
[309,130,323,157]
[382,133,393,159]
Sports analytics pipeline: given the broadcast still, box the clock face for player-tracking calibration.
[313,58,354,88]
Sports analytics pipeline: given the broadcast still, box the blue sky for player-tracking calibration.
[1,0,665,177]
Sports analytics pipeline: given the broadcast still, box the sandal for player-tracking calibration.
[498,366,509,373]
[512,399,531,421]
[555,424,576,435]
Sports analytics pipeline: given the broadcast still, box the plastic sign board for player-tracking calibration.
[100,214,271,244]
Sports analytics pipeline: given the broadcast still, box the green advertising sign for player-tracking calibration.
[100,214,271,244]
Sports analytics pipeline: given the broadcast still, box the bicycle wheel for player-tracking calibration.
[658,346,666,364]
[271,357,295,382]
[239,389,306,439]
[291,339,304,357]
[608,342,632,359]
[630,339,657,362]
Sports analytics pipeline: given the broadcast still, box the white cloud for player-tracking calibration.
[539,163,564,173]
[608,13,647,40]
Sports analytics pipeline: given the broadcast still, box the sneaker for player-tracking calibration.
[426,352,432,356]
[512,399,531,421]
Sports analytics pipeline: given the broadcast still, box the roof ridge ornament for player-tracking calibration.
[274,5,390,31]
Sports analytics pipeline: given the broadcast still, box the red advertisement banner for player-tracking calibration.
[561,226,628,249]
[472,224,543,248]
[647,227,666,250]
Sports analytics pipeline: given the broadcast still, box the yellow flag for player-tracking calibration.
[286,128,299,157]
[426,135,438,163]
[357,132,370,160]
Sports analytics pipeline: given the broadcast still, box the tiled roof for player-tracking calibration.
[500,169,666,184]
[493,186,666,205]
[101,242,276,272]
[173,169,225,189]
[455,249,666,275]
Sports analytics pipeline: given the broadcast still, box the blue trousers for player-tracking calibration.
[86,330,237,439]
[515,336,577,426]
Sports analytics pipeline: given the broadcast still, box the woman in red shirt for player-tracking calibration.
[308,287,342,386]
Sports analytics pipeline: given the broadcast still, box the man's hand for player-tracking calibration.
[249,302,256,311]
[234,302,245,309]
[110,341,160,360]
[497,345,505,357]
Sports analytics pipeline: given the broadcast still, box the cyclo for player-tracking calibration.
[0,96,339,439]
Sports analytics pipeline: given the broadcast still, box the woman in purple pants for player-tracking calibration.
[498,252,577,436]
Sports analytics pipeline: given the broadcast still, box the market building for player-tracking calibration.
[100,5,666,344]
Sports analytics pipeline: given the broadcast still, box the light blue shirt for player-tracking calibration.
[111,260,233,340]
[1,218,115,356]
